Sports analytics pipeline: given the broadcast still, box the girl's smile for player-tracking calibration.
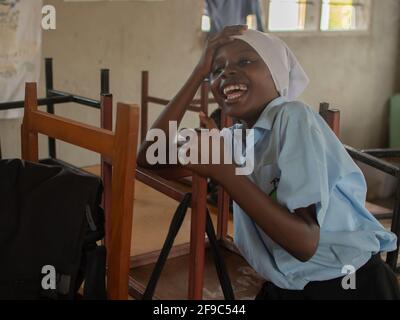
[222,83,248,103]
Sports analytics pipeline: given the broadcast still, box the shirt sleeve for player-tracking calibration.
[276,106,329,226]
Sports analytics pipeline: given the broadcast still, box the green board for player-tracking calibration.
[390,95,400,148]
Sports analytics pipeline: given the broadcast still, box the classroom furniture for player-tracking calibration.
[0,59,111,157]
[390,95,400,148]
[81,165,264,300]
[129,71,236,299]
[0,59,114,248]
[21,82,140,299]
[1,60,140,299]
[319,103,400,273]
[0,63,238,300]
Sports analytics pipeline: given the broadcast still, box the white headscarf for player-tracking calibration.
[233,29,309,101]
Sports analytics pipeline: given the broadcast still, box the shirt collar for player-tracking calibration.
[252,96,287,131]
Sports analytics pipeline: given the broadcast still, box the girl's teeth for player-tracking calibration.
[223,84,248,95]
[225,91,245,101]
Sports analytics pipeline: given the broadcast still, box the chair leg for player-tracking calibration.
[142,193,192,300]
[205,210,235,300]
[217,186,230,239]
[386,180,400,271]
[188,175,207,299]
[142,195,235,300]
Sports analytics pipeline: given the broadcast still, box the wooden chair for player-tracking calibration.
[21,82,140,299]
[319,102,340,137]
[135,71,229,299]
[319,102,400,272]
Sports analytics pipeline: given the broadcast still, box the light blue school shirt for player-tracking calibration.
[230,96,397,290]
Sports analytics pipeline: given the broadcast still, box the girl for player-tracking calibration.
[137,25,400,299]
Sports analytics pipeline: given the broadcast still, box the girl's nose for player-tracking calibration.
[221,65,237,78]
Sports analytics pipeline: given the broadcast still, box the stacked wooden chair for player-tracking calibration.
[21,82,140,299]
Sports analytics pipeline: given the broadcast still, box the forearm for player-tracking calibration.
[137,67,205,167]
[215,166,319,262]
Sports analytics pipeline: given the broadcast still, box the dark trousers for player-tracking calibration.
[256,254,400,300]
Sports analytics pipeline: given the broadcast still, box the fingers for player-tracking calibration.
[208,36,234,48]
[219,25,248,38]
[198,25,248,80]
[221,24,248,35]
[206,25,247,54]
[199,112,218,130]
[209,24,248,43]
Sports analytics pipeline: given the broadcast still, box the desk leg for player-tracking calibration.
[217,186,230,240]
[101,94,113,256]
[188,174,207,300]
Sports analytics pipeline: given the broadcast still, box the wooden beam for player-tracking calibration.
[29,110,114,158]
[21,83,39,162]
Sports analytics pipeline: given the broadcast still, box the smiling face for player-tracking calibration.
[210,40,279,127]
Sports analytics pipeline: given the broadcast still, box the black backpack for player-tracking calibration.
[0,159,106,300]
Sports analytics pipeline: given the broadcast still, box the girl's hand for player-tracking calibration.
[180,112,236,181]
[196,25,248,78]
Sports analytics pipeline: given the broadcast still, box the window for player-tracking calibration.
[268,0,315,31]
[201,14,211,32]
[320,0,370,31]
[264,0,371,33]
[246,14,260,30]
[201,0,371,34]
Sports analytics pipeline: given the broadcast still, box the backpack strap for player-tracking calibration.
[75,204,107,300]
[83,245,107,300]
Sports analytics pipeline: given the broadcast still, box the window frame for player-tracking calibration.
[262,0,373,37]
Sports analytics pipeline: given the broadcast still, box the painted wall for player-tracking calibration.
[0,0,399,168]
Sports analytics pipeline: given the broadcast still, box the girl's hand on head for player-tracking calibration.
[196,25,248,78]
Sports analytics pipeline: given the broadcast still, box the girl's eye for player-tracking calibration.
[212,67,223,76]
[238,59,251,67]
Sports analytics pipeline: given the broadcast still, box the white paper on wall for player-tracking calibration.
[0,0,42,119]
